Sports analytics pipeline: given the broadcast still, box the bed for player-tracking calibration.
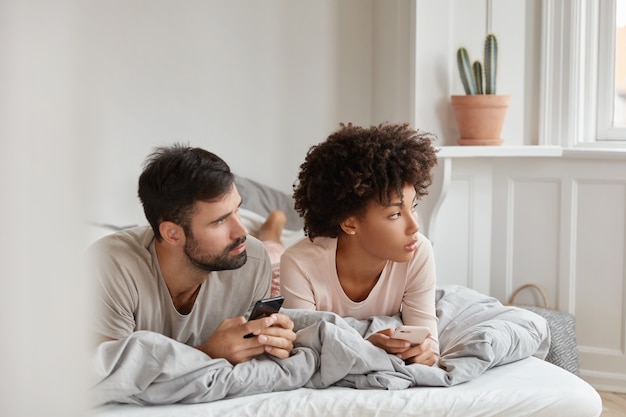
[90,355,600,417]
[87,175,603,417]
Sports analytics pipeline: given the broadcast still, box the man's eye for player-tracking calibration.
[390,212,400,220]
[412,203,419,212]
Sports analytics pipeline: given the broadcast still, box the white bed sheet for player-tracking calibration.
[89,356,602,417]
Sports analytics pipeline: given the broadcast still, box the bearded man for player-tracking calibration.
[89,144,295,364]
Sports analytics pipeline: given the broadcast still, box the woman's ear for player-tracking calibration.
[340,216,358,236]
[159,221,184,245]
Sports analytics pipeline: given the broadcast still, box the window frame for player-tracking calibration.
[540,0,626,148]
[597,0,626,140]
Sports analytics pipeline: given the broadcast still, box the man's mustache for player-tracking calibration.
[226,235,247,252]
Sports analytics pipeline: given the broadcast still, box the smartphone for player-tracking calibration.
[391,325,430,345]
[244,296,285,338]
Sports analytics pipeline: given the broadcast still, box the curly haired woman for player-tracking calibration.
[280,122,440,366]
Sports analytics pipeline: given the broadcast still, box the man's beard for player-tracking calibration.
[184,233,247,272]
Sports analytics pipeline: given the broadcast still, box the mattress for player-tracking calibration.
[89,356,602,417]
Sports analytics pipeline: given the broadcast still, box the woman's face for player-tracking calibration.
[352,183,420,263]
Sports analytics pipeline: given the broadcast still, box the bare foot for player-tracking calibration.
[258,210,286,243]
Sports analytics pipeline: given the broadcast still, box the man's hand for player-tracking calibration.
[196,313,296,364]
[249,312,296,359]
[367,328,437,366]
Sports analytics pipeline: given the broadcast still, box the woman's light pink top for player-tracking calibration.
[280,233,439,354]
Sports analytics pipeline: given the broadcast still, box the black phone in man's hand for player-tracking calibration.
[244,296,285,338]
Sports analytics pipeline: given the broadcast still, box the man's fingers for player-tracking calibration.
[272,313,294,331]
[258,333,294,351]
[264,346,291,359]
[243,315,277,338]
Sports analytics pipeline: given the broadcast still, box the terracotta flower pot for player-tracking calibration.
[451,95,511,146]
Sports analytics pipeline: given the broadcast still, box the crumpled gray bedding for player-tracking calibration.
[90,285,550,406]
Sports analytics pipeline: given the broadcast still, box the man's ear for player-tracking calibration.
[340,216,358,236]
[159,221,184,245]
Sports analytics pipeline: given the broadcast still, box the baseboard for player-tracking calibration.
[580,369,626,393]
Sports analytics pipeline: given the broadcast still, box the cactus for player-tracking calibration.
[456,33,499,95]
[456,47,476,95]
[472,61,484,94]
[484,33,498,94]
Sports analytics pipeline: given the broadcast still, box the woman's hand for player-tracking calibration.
[395,340,437,366]
[367,328,437,366]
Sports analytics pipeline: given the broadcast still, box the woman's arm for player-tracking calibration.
[279,251,317,310]
[400,234,440,357]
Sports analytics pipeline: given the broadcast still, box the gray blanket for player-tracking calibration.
[90,285,550,405]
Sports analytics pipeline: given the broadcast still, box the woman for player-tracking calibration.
[280,122,440,366]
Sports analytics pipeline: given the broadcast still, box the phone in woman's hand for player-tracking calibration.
[391,325,430,345]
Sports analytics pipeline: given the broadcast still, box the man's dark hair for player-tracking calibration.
[293,122,438,240]
[138,144,234,240]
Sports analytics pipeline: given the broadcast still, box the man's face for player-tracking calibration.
[183,185,249,272]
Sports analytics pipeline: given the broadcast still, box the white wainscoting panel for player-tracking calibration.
[432,178,472,287]
[431,159,493,295]
[431,156,626,391]
[501,178,561,306]
[574,179,626,391]
[575,181,625,351]
[487,158,626,391]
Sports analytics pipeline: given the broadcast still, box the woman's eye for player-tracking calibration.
[412,203,418,212]
[390,212,401,220]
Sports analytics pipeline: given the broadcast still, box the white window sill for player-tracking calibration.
[436,145,626,160]
[436,145,563,158]
[562,147,626,160]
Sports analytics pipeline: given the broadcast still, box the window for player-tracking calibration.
[540,0,626,148]
[614,1,626,127]
[597,0,626,140]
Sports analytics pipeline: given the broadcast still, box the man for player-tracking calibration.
[89,144,295,364]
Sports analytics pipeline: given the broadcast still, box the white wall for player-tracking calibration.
[1,2,90,417]
[80,0,391,228]
[414,0,536,146]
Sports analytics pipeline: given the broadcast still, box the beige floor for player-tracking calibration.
[599,391,626,416]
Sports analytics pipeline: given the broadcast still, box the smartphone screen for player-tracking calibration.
[248,296,285,321]
[244,296,284,338]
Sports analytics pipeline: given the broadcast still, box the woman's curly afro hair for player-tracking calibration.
[293,122,438,240]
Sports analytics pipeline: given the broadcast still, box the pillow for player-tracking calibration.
[234,175,303,231]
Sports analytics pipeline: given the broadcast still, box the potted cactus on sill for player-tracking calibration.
[451,33,511,146]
